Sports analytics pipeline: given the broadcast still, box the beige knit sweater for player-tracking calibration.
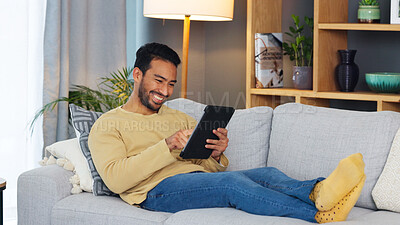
[88,105,229,205]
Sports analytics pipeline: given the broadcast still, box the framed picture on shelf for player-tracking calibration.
[391,0,400,24]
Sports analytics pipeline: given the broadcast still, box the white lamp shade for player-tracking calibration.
[143,0,234,21]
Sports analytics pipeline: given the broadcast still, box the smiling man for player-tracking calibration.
[88,42,366,224]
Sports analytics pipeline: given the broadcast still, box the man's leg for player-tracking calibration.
[238,167,324,206]
[140,171,318,223]
[239,153,365,211]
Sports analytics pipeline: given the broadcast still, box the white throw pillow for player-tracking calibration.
[45,138,93,192]
[372,127,400,212]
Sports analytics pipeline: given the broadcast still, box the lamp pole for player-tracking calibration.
[181,15,191,98]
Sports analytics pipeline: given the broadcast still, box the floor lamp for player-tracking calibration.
[143,0,234,98]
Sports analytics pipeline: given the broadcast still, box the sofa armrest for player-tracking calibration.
[17,165,74,225]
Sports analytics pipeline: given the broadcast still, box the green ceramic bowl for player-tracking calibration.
[365,72,400,93]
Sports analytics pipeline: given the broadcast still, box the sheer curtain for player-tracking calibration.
[42,0,127,151]
[0,0,46,222]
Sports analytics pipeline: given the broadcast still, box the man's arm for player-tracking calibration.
[88,122,177,194]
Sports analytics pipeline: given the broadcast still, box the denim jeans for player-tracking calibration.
[140,167,325,223]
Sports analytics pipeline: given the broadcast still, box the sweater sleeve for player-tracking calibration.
[189,154,229,172]
[88,120,177,194]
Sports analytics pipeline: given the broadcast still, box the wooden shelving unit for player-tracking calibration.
[246,0,400,112]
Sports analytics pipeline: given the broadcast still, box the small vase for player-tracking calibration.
[292,66,313,90]
[335,50,359,92]
[358,5,380,23]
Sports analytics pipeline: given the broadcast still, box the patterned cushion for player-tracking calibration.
[69,104,116,196]
[372,128,400,212]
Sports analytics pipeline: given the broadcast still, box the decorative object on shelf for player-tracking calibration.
[292,66,313,90]
[358,0,380,23]
[365,72,400,93]
[143,0,234,98]
[335,50,360,92]
[255,33,283,88]
[391,0,400,24]
[283,15,313,90]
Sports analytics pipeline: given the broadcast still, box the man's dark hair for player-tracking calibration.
[134,42,181,75]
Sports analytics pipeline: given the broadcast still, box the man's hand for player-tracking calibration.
[165,129,193,152]
[206,128,229,162]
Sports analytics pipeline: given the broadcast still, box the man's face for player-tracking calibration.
[137,59,177,112]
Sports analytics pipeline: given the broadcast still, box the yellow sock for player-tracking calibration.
[309,182,321,203]
[312,153,365,211]
[315,175,366,223]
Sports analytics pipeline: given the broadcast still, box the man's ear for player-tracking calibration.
[132,67,143,83]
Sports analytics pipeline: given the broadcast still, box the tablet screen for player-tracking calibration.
[180,105,235,159]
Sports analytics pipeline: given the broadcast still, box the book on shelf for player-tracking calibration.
[255,33,283,88]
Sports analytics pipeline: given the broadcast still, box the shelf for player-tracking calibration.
[246,0,400,112]
[318,23,400,31]
[250,88,400,102]
[315,91,400,102]
[250,88,314,97]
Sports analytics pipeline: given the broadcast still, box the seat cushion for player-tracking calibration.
[165,98,273,171]
[163,207,382,225]
[51,193,171,225]
[267,103,400,210]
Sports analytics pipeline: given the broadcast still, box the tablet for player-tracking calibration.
[180,105,235,159]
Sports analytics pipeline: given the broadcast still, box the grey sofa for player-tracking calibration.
[18,99,400,225]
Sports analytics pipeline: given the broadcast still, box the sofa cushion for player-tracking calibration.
[45,138,93,192]
[51,193,171,225]
[267,103,400,210]
[69,104,116,196]
[163,207,376,225]
[165,98,273,171]
[372,127,400,212]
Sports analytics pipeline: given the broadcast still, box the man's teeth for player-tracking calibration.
[154,95,163,101]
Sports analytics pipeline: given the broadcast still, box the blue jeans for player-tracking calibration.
[140,167,324,223]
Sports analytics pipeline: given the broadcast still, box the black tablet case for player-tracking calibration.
[180,105,235,159]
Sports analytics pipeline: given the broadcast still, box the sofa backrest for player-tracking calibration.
[165,98,273,171]
[267,103,400,210]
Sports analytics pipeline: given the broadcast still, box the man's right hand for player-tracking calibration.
[165,129,193,151]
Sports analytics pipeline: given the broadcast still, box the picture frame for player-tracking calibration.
[391,0,400,24]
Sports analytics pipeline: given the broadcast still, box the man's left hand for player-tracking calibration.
[205,128,229,162]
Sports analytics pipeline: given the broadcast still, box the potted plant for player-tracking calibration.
[283,15,313,90]
[30,67,134,131]
[358,0,380,23]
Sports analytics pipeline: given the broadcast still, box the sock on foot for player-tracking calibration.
[309,182,321,203]
[315,175,366,224]
[312,153,365,211]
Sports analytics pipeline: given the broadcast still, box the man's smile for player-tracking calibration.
[151,91,167,104]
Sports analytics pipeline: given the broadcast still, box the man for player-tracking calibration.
[88,43,366,223]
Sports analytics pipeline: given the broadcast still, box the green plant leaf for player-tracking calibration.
[283,14,314,66]
[292,14,300,26]
[297,25,304,33]
[285,32,293,37]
